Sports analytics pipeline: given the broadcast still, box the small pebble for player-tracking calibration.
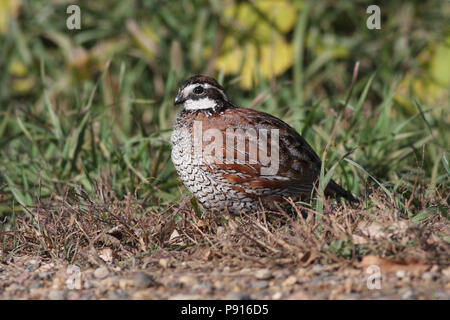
[401,289,416,300]
[159,258,170,268]
[213,281,225,290]
[30,282,44,289]
[311,265,324,273]
[296,268,307,277]
[255,269,272,280]
[225,292,252,300]
[442,266,450,278]
[94,267,109,279]
[434,291,447,299]
[67,291,81,300]
[421,272,434,280]
[312,276,323,286]
[25,260,40,271]
[251,281,269,289]
[132,290,155,300]
[192,282,213,293]
[272,292,282,300]
[166,280,178,288]
[83,280,95,289]
[430,265,439,273]
[29,287,47,299]
[342,293,362,300]
[133,272,156,289]
[48,290,65,300]
[178,275,196,286]
[100,276,118,287]
[6,284,24,292]
[396,270,407,278]
[282,276,297,287]
[273,270,290,278]
[108,290,129,300]
[239,268,252,275]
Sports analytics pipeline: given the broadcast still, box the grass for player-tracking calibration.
[0,0,449,271]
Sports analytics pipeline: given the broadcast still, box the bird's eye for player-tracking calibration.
[193,86,204,95]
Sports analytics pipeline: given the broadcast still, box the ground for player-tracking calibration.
[1,188,449,300]
[1,253,449,300]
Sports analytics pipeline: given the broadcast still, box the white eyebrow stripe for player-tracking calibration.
[182,83,227,100]
[184,97,217,110]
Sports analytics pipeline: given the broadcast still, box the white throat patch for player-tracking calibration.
[184,97,217,111]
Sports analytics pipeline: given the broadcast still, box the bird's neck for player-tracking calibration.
[181,99,235,116]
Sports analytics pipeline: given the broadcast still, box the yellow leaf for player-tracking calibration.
[9,59,28,76]
[215,36,243,74]
[233,2,259,30]
[396,74,449,115]
[240,43,258,90]
[255,0,297,33]
[12,77,34,93]
[0,0,21,34]
[216,0,299,89]
[260,36,294,78]
[223,0,297,41]
[430,43,450,86]
[395,40,450,115]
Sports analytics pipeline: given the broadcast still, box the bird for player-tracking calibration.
[171,75,357,215]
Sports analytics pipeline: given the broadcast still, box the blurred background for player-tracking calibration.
[0,0,448,218]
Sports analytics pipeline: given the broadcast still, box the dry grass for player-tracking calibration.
[2,178,448,272]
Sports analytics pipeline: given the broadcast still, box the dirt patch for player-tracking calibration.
[1,253,449,300]
[1,186,449,299]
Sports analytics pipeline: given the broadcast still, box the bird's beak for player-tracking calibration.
[174,92,186,105]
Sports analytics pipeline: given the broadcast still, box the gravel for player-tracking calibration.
[1,255,448,300]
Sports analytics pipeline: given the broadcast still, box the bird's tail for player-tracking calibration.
[325,179,359,203]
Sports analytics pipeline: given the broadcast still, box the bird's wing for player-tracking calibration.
[197,108,323,197]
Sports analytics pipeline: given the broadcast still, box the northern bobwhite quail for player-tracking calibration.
[171,75,357,215]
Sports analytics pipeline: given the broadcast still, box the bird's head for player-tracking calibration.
[174,75,232,112]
